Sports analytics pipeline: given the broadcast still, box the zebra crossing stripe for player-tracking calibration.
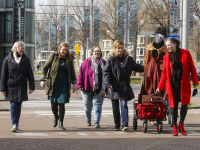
[58,132,68,135]
[187,131,200,135]
[76,132,88,135]
[114,132,127,135]
[95,132,107,135]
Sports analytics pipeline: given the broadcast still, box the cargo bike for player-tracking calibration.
[133,93,166,133]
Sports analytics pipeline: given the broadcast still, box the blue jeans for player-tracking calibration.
[10,102,22,126]
[111,99,129,127]
[81,91,104,123]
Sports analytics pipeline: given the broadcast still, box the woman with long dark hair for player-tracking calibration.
[156,38,199,136]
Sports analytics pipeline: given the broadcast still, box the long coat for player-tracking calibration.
[76,57,106,93]
[103,49,144,101]
[0,52,35,102]
[158,49,199,108]
[42,53,76,101]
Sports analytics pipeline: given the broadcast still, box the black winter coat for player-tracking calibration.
[103,49,144,101]
[0,52,35,102]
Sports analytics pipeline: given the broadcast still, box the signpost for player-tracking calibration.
[82,37,93,58]
[167,35,180,39]
[75,44,79,65]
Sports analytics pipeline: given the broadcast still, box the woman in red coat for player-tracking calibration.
[156,38,199,136]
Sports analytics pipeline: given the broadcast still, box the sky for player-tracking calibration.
[35,0,65,12]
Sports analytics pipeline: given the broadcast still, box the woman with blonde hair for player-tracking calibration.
[1,41,35,132]
[40,42,77,130]
[103,40,144,131]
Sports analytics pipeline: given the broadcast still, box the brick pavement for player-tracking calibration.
[0,88,200,149]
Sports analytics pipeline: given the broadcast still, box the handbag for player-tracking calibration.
[192,88,198,97]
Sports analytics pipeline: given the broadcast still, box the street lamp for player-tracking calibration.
[15,1,25,41]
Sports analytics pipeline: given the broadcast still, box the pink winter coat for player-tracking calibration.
[76,57,106,93]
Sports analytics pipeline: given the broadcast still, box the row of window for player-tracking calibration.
[0,0,34,8]
[0,11,34,43]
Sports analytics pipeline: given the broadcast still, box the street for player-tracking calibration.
[0,79,200,149]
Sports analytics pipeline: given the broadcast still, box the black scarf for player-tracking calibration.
[169,48,181,89]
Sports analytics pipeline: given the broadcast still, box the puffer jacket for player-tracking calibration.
[103,49,144,101]
[0,52,35,102]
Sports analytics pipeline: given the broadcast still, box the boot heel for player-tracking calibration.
[59,122,65,130]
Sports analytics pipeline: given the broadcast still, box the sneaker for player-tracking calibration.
[122,126,129,131]
[16,126,20,131]
[95,122,100,128]
[11,125,17,132]
[87,119,91,126]
[114,126,120,131]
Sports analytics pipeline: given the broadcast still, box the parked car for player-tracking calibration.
[190,67,200,81]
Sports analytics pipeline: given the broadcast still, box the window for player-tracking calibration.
[25,12,34,43]
[0,0,4,8]
[137,36,145,44]
[136,47,144,56]
[25,0,35,9]
[0,12,12,43]
[150,37,154,43]
[6,0,12,7]
[136,59,144,65]
[103,40,111,49]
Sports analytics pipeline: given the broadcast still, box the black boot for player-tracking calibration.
[87,119,91,126]
[59,122,65,130]
[53,117,59,127]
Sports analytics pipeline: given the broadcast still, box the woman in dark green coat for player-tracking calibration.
[40,42,77,130]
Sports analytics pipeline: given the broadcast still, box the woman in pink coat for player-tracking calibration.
[77,46,106,128]
[156,38,199,136]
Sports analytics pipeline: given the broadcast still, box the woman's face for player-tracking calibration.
[92,47,101,60]
[60,46,69,57]
[115,45,124,57]
[17,45,24,56]
[166,41,177,53]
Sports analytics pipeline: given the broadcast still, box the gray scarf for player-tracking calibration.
[91,56,106,97]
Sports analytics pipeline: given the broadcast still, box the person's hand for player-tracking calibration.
[194,84,198,88]
[1,92,6,96]
[78,88,82,91]
[108,86,112,93]
[156,88,160,93]
[40,81,45,88]
[28,89,34,94]
[72,84,77,93]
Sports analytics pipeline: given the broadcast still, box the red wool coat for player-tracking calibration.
[158,49,199,108]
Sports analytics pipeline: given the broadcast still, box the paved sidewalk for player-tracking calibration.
[0,87,200,149]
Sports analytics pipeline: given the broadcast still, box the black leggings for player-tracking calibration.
[171,100,188,126]
[51,101,65,123]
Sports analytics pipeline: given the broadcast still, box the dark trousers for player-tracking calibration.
[111,99,129,127]
[10,102,22,126]
[51,101,65,122]
[171,86,188,126]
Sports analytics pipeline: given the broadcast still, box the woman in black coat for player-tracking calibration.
[103,40,144,131]
[1,41,35,132]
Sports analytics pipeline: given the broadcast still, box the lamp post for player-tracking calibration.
[15,1,24,41]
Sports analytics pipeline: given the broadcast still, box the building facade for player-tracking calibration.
[0,0,35,72]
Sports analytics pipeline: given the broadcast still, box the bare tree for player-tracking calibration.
[190,0,200,64]
[140,0,170,34]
